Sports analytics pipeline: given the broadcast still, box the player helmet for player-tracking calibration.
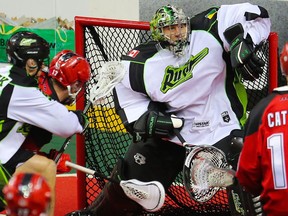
[280,42,288,76]
[48,51,91,105]
[150,4,190,56]
[3,173,51,216]
[6,31,50,69]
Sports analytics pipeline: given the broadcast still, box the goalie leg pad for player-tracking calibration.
[213,129,244,170]
[227,129,244,170]
[86,158,143,215]
[123,137,186,189]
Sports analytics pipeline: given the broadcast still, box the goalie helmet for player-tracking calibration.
[3,172,51,216]
[150,4,190,56]
[280,42,288,76]
[48,51,91,105]
[6,31,50,69]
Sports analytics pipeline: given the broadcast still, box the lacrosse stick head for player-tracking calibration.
[89,61,126,104]
[183,145,235,203]
[120,179,165,212]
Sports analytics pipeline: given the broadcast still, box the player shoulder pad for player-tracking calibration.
[122,41,159,63]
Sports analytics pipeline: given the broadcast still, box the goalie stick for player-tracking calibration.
[54,61,126,163]
[65,161,165,212]
[174,129,263,215]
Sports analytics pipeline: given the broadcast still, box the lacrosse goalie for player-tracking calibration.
[67,3,271,215]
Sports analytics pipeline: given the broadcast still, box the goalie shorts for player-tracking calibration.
[123,137,186,189]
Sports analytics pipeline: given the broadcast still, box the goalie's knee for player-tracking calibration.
[87,158,143,215]
[227,129,244,170]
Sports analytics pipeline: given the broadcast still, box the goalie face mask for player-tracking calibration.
[3,172,51,216]
[150,4,190,56]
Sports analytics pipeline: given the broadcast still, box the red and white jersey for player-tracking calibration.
[114,3,271,146]
[0,63,83,163]
[236,86,288,215]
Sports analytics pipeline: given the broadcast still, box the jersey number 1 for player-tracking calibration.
[268,133,287,189]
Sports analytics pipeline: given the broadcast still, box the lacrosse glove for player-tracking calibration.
[38,149,72,174]
[224,23,265,81]
[133,111,184,142]
[72,110,89,133]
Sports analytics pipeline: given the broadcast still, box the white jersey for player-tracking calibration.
[114,3,271,146]
[0,63,83,163]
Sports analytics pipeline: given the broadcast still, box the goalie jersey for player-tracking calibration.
[237,86,288,215]
[113,3,271,146]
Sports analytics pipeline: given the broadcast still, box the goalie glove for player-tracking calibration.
[133,111,184,142]
[224,23,265,81]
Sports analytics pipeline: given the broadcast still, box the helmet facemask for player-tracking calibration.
[65,81,83,105]
[150,5,190,56]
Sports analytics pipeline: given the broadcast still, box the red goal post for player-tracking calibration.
[74,16,279,213]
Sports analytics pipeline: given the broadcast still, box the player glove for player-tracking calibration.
[39,149,72,174]
[133,111,184,142]
[224,23,265,81]
[72,110,89,133]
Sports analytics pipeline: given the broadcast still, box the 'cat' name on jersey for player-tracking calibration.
[267,110,288,127]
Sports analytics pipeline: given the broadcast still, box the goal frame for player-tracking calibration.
[74,16,279,209]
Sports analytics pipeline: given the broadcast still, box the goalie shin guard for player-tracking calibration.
[86,158,143,215]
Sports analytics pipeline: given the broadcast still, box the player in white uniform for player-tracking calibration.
[23,50,91,174]
[0,31,90,216]
[68,3,271,215]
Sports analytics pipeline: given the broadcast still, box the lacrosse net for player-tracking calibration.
[75,16,279,215]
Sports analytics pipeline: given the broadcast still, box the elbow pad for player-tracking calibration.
[133,111,184,142]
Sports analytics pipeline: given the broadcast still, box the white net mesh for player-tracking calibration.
[89,61,126,104]
[184,146,233,203]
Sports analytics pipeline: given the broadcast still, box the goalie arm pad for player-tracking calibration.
[224,23,265,81]
[132,111,184,142]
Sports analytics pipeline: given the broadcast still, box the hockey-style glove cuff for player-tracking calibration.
[224,23,265,81]
[133,111,184,142]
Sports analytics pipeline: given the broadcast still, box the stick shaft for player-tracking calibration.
[54,101,92,163]
[65,161,119,183]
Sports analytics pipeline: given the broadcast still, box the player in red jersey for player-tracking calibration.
[236,42,288,215]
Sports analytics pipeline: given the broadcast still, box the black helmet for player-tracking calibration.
[6,31,50,68]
